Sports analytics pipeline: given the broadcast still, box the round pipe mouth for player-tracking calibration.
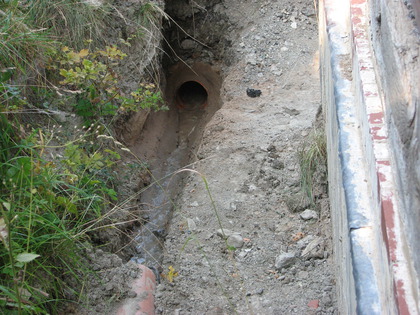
[176,81,208,110]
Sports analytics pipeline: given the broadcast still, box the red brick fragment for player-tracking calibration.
[308,300,319,309]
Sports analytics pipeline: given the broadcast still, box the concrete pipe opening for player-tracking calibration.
[176,81,208,110]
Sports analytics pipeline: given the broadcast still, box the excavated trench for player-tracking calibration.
[130,62,222,266]
[127,0,231,267]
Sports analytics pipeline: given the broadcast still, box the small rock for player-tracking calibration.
[262,299,271,307]
[238,250,248,259]
[267,144,277,152]
[216,229,237,239]
[246,88,262,98]
[275,251,297,270]
[105,283,114,291]
[181,39,196,50]
[131,257,146,264]
[281,46,289,52]
[227,234,244,249]
[187,218,197,232]
[297,235,315,249]
[301,237,324,259]
[284,108,300,116]
[246,54,257,65]
[323,295,333,307]
[301,7,316,17]
[300,209,318,220]
[272,160,285,170]
[255,288,264,295]
[291,21,297,29]
[324,286,333,292]
[190,201,199,207]
[284,192,311,212]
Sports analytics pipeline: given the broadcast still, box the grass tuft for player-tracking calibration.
[297,128,327,203]
[0,9,53,73]
[27,0,109,49]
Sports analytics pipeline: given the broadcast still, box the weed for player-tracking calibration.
[0,116,123,313]
[0,8,53,73]
[161,265,178,283]
[0,72,28,112]
[27,0,109,49]
[297,128,327,204]
[49,45,167,124]
[138,2,167,28]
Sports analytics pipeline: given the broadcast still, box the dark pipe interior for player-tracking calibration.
[177,81,208,109]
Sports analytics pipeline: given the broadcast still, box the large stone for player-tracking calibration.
[227,234,244,249]
[187,218,197,232]
[275,251,297,270]
[181,39,197,50]
[216,228,235,239]
[300,209,318,220]
[301,237,324,259]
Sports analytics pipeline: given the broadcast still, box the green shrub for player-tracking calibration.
[50,45,167,123]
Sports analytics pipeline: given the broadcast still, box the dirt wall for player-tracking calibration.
[369,0,420,289]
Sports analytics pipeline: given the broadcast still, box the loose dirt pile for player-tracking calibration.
[154,0,338,314]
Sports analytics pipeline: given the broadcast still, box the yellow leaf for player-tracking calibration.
[79,49,89,58]
[165,265,178,283]
[62,46,70,52]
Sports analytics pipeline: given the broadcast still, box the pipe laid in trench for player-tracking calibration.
[129,62,222,264]
[117,61,222,315]
[176,80,209,110]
